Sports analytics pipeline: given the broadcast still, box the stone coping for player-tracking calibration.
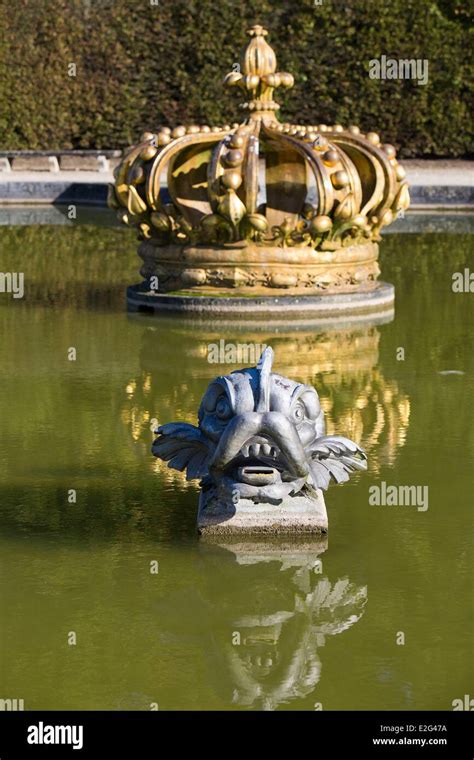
[0,150,121,157]
[0,152,121,174]
[0,158,472,207]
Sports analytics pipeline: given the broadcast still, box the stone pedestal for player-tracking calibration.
[127,281,395,323]
[198,487,328,535]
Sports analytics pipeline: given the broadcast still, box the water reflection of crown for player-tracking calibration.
[123,323,410,483]
[109,25,410,295]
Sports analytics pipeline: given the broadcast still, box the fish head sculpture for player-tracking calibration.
[152,347,367,503]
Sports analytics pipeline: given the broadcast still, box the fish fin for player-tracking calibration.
[308,436,367,490]
[152,422,212,480]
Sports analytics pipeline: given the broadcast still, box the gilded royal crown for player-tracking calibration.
[109,25,410,295]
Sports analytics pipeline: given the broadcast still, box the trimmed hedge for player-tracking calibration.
[0,0,472,157]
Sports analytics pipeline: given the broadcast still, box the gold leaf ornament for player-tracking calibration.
[218,189,247,225]
[393,183,410,213]
[127,185,147,216]
[334,193,356,220]
[150,212,171,231]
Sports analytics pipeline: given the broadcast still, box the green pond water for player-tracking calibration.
[0,215,472,711]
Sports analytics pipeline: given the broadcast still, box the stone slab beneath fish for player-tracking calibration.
[198,487,328,535]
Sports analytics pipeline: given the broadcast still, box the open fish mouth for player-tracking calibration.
[225,435,284,486]
[238,465,279,486]
[212,418,310,502]
[210,412,310,490]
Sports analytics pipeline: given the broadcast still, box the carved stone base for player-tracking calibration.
[197,487,328,535]
[138,239,380,295]
[127,280,394,322]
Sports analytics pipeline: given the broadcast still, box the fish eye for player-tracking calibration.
[216,396,232,420]
[292,402,305,424]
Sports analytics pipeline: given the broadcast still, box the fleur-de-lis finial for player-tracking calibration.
[223,25,294,119]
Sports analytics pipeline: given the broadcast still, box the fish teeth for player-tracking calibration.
[240,442,280,459]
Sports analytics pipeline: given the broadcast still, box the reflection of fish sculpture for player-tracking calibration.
[152,348,366,530]
[228,576,368,710]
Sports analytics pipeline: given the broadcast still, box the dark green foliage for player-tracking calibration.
[0,0,472,156]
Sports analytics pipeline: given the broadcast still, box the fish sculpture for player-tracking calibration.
[152,347,366,532]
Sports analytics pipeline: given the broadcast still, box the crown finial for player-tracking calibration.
[223,25,294,118]
[247,24,268,37]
